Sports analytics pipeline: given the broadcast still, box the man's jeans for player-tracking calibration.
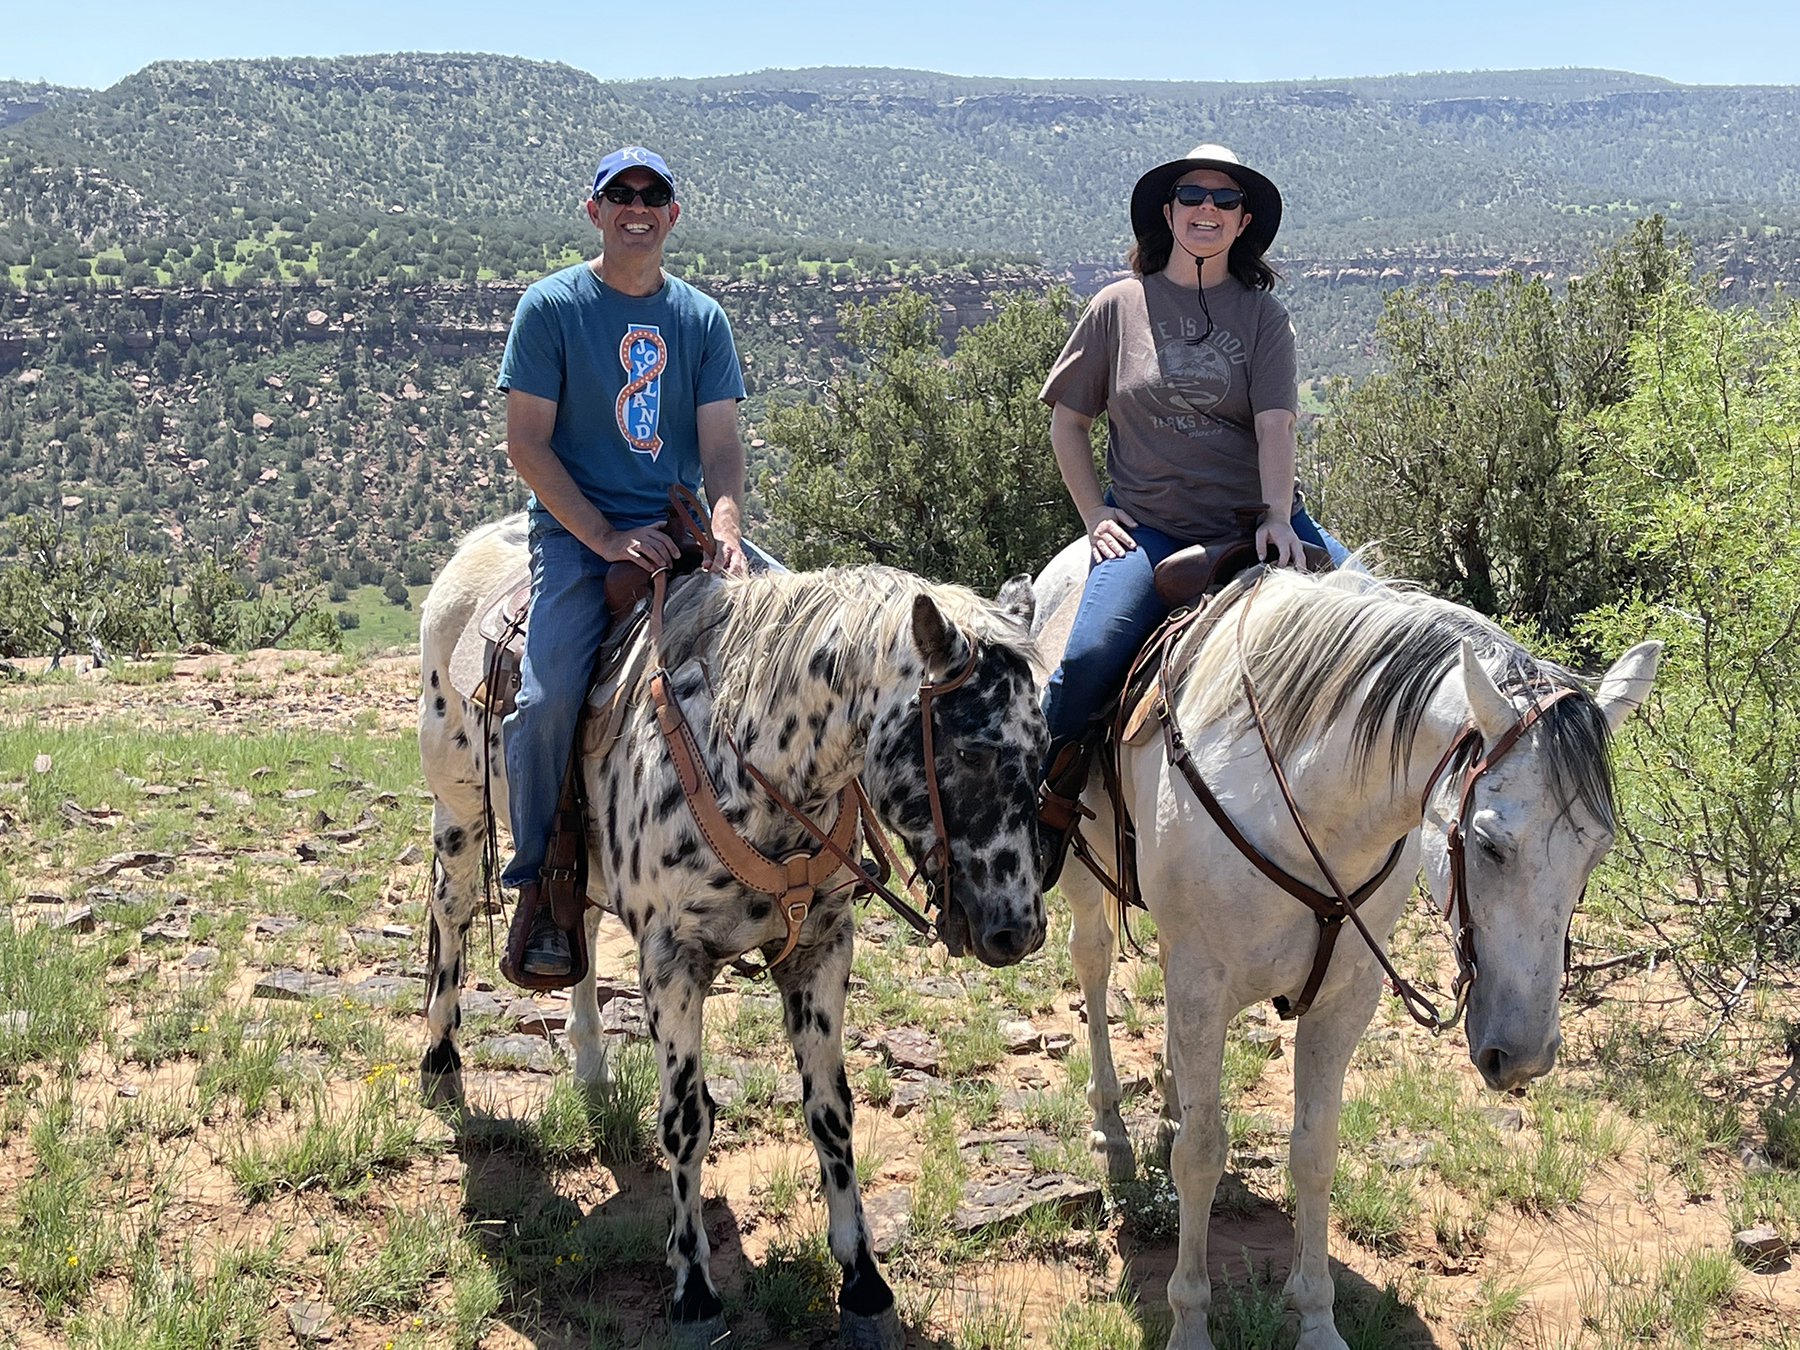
[501,523,613,889]
[1040,503,1341,764]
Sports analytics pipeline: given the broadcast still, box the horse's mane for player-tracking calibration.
[1174,568,1616,827]
[658,565,1039,729]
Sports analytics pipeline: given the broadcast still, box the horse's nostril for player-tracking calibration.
[986,928,1023,959]
[1475,1045,1508,1087]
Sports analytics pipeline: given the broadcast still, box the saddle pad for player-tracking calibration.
[1121,673,1162,747]
[580,618,656,764]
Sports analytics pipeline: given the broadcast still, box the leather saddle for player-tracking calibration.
[446,491,715,722]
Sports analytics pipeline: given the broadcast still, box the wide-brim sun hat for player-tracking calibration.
[1130,144,1281,257]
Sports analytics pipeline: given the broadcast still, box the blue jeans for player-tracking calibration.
[501,524,613,888]
[1040,502,1339,762]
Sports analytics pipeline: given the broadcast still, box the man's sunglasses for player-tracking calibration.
[597,181,673,208]
[1169,184,1246,211]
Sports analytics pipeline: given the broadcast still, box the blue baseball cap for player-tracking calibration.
[592,146,674,198]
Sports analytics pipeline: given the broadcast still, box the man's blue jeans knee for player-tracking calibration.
[501,524,612,889]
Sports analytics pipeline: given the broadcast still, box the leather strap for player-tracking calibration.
[916,638,981,918]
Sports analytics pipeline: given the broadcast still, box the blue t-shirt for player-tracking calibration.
[495,264,746,530]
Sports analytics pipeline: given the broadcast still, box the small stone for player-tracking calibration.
[1377,1139,1432,1169]
[250,766,272,779]
[287,1298,334,1341]
[0,1009,29,1035]
[116,1083,139,1098]
[1734,1224,1788,1269]
[1001,1020,1042,1054]
[282,788,317,800]
[25,890,63,904]
[880,1027,943,1074]
[141,784,178,797]
[32,753,51,774]
[891,1075,937,1116]
[1043,1032,1074,1059]
[916,976,963,1000]
[774,1072,804,1106]
[253,968,344,1001]
[1243,1026,1283,1050]
[864,1188,912,1257]
[140,915,190,945]
[706,1075,741,1108]
[182,947,218,969]
[1479,1106,1524,1133]
[460,990,508,1018]
[252,915,300,936]
[350,975,422,1008]
[53,905,96,933]
[1014,1066,1050,1089]
[395,844,422,866]
[1738,1142,1773,1175]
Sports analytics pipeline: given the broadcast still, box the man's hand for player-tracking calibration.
[597,523,680,572]
[1082,504,1140,562]
[1256,517,1310,572]
[708,522,750,577]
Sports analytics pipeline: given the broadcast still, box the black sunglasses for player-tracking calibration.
[1169,184,1246,211]
[597,180,673,208]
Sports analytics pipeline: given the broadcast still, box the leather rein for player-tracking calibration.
[642,488,975,971]
[1160,573,1580,1032]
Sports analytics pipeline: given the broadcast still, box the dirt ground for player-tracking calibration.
[1,649,1796,1349]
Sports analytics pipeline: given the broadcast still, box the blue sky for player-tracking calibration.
[6,0,1797,90]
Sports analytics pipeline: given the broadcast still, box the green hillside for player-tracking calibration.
[6,56,1800,267]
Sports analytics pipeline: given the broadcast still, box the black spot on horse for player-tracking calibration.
[453,730,469,749]
[749,900,770,921]
[437,826,467,857]
[429,670,439,688]
[778,714,799,752]
[434,696,446,716]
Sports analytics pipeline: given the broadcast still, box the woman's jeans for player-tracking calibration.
[1040,503,1340,763]
[501,523,613,888]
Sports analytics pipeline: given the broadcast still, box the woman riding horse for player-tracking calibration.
[1036,144,1340,884]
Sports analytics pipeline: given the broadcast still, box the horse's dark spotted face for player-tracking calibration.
[871,640,1048,966]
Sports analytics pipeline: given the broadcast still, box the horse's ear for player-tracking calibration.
[1594,640,1663,733]
[1460,638,1515,741]
[912,593,966,675]
[995,575,1036,630]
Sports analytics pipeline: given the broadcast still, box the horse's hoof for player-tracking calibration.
[668,1314,732,1348]
[421,1070,464,1113]
[1091,1132,1136,1184]
[840,1305,905,1350]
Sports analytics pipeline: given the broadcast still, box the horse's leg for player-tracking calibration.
[420,792,485,1110]
[772,918,903,1350]
[1064,857,1134,1182]
[1152,941,1183,1162]
[567,902,610,1091]
[642,934,727,1346]
[1161,950,1230,1350]
[1284,976,1380,1350]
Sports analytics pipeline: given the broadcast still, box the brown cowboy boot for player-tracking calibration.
[1036,736,1098,890]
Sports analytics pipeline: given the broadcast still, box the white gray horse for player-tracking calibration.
[1032,548,1659,1350]
[419,516,1049,1348]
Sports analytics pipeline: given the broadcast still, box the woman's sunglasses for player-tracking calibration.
[597,181,673,208]
[1169,184,1246,211]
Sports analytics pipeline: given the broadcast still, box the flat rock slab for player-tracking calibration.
[251,915,301,936]
[80,851,173,881]
[952,1173,1102,1233]
[474,1034,557,1072]
[140,916,190,945]
[506,1001,570,1036]
[880,1027,943,1074]
[706,1076,742,1109]
[53,905,96,933]
[182,947,218,969]
[461,990,510,1019]
[254,969,345,1002]
[864,1188,912,1257]
[601,996,648,1039]
[890,1072,939,1116]
[915,976,965,1000]
[959,1130,1061,1174]
[1478,1106,1524,1133]
[349,975,422,1008]
[1043,1032,1074,1058]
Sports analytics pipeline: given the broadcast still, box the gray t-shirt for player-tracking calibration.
[1041,271,1298,545]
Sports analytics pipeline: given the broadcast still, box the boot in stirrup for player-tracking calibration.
[1036,737,1097,890]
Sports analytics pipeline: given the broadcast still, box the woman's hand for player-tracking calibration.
[1083,504,1140,562]
[1256,517,1310,572]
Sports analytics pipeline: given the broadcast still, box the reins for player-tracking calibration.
[1159,573,1581,1032]
[643,495,975,972]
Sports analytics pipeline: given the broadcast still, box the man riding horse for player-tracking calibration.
[495,145,750,980]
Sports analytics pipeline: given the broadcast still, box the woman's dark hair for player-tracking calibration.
[1129,224,1280,291]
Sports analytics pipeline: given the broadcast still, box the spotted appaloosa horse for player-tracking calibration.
[1032,554,1659,1350]
[418,515,1048,1348]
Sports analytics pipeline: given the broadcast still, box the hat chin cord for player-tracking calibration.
[1172,229,1217,348]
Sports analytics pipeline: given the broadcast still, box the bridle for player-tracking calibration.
[1420,685,1582,1029]
[643,519,984,971]
[1163,572,1585,1032]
